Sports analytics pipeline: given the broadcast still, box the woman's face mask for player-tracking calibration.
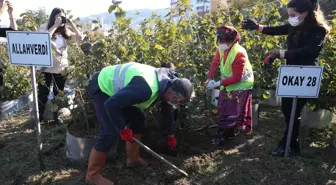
[287,8,308,27]
[288,15,303,27]
[218,43,229,51]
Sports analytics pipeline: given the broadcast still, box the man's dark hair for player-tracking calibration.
[170,78,194,100]
[161,62,176,70]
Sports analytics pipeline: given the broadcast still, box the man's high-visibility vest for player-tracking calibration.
[98,62,159,109]
[219,42,254,92]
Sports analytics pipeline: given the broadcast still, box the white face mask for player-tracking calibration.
[288,15,303,27]
[167,101,178,107]
[219,43,229,51]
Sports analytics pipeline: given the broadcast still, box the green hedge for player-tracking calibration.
[0,45,31,101]
[1,1,336,114]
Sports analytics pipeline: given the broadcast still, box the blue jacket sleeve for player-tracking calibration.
[161,101,175,135]
[104,76,152,131]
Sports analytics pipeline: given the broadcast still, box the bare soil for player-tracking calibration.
[1,105,336,185]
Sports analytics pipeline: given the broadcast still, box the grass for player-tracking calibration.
[0,105,336,185]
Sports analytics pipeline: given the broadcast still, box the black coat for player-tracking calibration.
[0,27,13,37]
[262,23,327,66]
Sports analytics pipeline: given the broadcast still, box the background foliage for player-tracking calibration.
[0,45,31,100]
[1,0,335,126]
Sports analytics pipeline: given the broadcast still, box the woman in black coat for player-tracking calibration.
[241,0,330,157]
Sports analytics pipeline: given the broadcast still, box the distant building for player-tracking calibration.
[193,0,211,15]
[170,0,184,17]
[77,16,109,35]
[170,0,229,16]
[78,21,95,32]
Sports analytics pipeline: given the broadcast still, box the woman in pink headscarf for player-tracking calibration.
[206,26,254,146]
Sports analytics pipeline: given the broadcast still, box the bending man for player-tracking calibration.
[85,62,194,185]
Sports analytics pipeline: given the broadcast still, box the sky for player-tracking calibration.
[13,0,171,17]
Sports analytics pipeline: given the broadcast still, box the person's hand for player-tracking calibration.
[263,52,279,69]
[167,135,177,149]
[54,16,63,28]
[6,1,14,15]
[206,80,221,89]
[101,62,108,68]
[66,17,72,23]
[241,19,258,30]
[204,79,212,88]
[66,18,74,26]
[120,128,134,142]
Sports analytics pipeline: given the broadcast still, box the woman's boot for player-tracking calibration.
[212,128,235,147]
[271,137,301,157]
[270,143,286,157]
[290,139,301,156]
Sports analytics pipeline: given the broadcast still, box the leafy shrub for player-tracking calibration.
[306,18,336,113]
[1,0,335,130]
[0,45,31,100]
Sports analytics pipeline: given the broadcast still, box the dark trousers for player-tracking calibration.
[0,58,3,114]
[0,58,3,100]
[280,97,307,146]
[0,58,3,91]
[37,72,67,121]
[88,73,145,153]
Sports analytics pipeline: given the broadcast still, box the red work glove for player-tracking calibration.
[120,128,134,142]
[167,135,177,149]
[263,52,279,69]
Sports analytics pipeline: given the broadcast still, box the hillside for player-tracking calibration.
[78,0,336,29]
[80,8,170,29]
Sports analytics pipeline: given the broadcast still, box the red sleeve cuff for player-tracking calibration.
[207,49,220,78]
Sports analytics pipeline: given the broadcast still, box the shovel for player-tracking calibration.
[133,137,189,177]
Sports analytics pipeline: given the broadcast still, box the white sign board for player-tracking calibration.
[0,37,7,43]
[276,65,323,98]
[6,31,53,67]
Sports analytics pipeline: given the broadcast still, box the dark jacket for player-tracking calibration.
[0,27,13,37]
[0,27,12,93]
[262,23,327,65]
[88,67,178,135]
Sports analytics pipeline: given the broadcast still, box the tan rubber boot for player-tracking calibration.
[126,134,148,167]
[85,148,114,185]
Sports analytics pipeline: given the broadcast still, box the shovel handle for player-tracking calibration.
[133,137,189,177]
